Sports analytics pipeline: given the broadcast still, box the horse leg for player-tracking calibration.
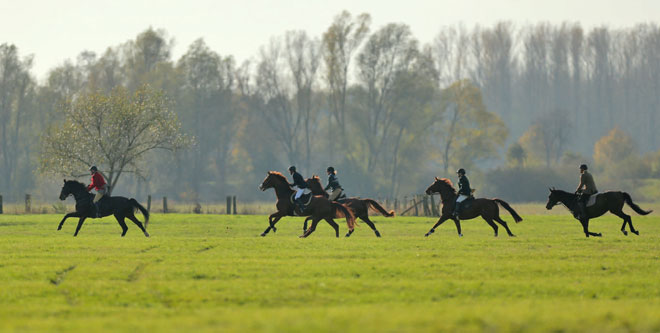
[262,213,283,237]
[73,217,88,237]
[301,218,321,238]
[453,218,463,237]
[58,212,81,230]
[324,218,339,238]
[581,218,601,237]
[303,217,312,233]
[493,216,516,237]
[115,214,129,237]
[360,215,381,237]
[612,210,637,236]
[127,213,149,237]
[484,217,499,237]
[425,215,450,237]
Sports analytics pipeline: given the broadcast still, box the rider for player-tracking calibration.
[453,168,472,218]
[575,164,598,220]
[288,166,308,214]
[86,166,108,218]
[324,166,344,201]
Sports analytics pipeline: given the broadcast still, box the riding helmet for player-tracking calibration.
[89,165,98,172]
[457,168,466,175]
[288,166,296,172]
[580,164,588,170]
[327,166,335,173]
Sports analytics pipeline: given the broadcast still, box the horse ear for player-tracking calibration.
[63,179,66,183]
[435,177,439,181]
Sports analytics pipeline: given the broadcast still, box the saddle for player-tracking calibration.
[583,193,599,207]
[289,192,313,206]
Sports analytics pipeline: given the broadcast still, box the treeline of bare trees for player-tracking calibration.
[1,13,659,202]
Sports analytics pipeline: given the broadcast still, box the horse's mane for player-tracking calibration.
[438,178,456,191]
[66,179,88,190]
[268,171,290,185]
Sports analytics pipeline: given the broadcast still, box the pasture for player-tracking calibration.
[1,210,660,332]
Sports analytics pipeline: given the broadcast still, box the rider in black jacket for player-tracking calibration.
[288,166,308,213]
[453,168,472,218]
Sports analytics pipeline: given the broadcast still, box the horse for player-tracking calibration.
[258,171,356,238]
[305,176,394,237]
[424,177,523,237]
[545,188,652,237]
[58,179,150,237]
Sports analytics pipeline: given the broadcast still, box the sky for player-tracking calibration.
[1,0,659,81]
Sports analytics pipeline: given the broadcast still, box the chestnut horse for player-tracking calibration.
[305,176,395,237]
[545,188,652,237]
[259,171,356,238]
[424,177,523,237]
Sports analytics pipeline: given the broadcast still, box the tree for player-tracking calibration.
[593,127,636,166]
[433,79,508,173]
[507,142,526,167]
[40,85,191,194]
[322,10,371,139]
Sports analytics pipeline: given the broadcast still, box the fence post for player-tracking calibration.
[163,197,168,213]
[430,195,438,216]
[422,196,430,216]
[25,194,31,213]
[226,196,231,214]
[394,198,399,212]
[413,197,419,216]
[0,195,3,214]
[403,196,408,210]
[232,196,237,215]
[147,195,152,212]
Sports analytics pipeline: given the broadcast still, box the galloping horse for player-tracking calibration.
[305,176,394,237]
[546,188,652,237]
[58,179,150,237]
[424,177,523,237]
[259,171,356,238]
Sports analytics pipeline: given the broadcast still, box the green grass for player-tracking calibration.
[1,208,660,332]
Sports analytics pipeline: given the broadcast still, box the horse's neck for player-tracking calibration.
[558,192,577,209]
[273,183,294,198]
[311,185,326,196]
[438,189,457,203]
[73,189,92,202]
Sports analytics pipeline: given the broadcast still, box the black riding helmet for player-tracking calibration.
[580,164,588,171]
[89,165,98,172]
[456,168,466,175]
[288,166,296,172]
[327,166,335,173]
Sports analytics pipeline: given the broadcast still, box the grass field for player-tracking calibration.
[1,208,660,332]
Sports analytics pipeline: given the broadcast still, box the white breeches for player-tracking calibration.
[295,189,304,199]
[456,195,468,203]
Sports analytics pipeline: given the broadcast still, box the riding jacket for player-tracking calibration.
[457,175,471,196]
[290,172,308,189]
[87,172,107,192]
[577,171,598,195]
[324,174,342,191]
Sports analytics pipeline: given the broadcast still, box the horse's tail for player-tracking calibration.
[129,199,150,228]
[494,199,523,223]
[332,202,357,231]
[364,199,395,217]
[623,192,653,215]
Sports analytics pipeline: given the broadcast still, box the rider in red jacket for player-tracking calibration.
[87,166,108,217]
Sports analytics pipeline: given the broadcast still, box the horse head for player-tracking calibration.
[425,177,456,199]
[545,187,561,210]
[306,175,325,196]
[259,171,289,191]
[60,179,86,200]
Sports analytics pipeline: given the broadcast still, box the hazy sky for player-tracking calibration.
[2,0,659,81]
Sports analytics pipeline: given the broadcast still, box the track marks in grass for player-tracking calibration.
[49,265,77,286]
[197,245,216,253]
[139,245,158,253]
[126,263,147,282]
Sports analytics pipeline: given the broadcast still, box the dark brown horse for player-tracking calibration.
[424,177,523,237]
[305,176,395,237]
[546,188,652,237]
[259,171,356,238]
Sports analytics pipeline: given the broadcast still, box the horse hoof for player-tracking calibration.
[345,233,351,237]
[633,230,640,236]
[272,227,277,233]
[458,234,463,237]
[299,235,306,238]
[375,231,381,237]
[509,234,516,237]
[596,233,602,237]
[144,232,150,237]
[622,230,628,236]
[260,233,267,237]
[494,234,498,237]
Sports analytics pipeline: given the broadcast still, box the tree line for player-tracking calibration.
[1,11,659,203]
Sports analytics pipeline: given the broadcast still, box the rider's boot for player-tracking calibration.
[295,199,305,216]
[94,202,101,218]
[453,202,461,218]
